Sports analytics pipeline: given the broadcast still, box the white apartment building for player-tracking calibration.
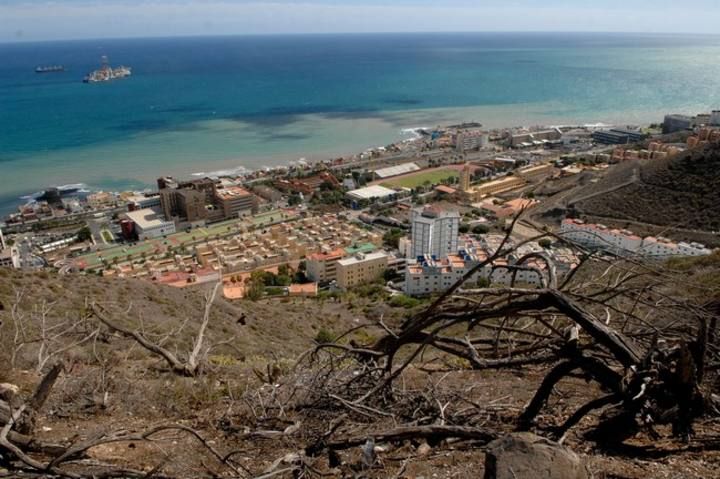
[404,251,545,297]
[560,219,712,258]
[410,206,460,259]
[456,129,489,152]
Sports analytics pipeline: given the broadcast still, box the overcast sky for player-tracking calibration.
[2,0,720,43]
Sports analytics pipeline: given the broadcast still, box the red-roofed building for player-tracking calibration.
[434,185,458,196]
[306,248,346,283]
[288,283,318,297]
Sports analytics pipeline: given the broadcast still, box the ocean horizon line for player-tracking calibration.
[3,30,720,46]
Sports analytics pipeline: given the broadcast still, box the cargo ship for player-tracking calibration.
[35,65,65,73]
[83,56,131,83]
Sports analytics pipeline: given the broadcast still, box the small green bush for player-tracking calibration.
[314,328,335,344]
[389,294,421,309]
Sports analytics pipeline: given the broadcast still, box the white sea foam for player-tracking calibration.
[20,183,90,201]
[400,127,429,137]
[192,166,250,177]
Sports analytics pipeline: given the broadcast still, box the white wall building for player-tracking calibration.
[410,206,460,259]
[398,237,412,258]
[125,208,176,240]
[346,185,397,203]
[0,228,19,269]
[710,110,720,127]
[126,194,162,211]
[560,219,712,258]
[404,250,545,297]
[456,129,490,152]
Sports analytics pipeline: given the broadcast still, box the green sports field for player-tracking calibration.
[381,168,458,189]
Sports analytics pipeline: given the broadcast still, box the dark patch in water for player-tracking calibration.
[112,119,203,133]
[231,113,301,128]
[264,133,311,141]
[384,98,423,106]
[229,104,381,128]
[113,119,172,132]
[157,104,217,114]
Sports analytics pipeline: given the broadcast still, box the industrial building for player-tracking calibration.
[592,128,647,145]
[373,162,421,179]
[663,114,694,134]
[510,128,562,148]
[346,185,398,204]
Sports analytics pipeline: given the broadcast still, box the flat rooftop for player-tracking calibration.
[216,186,252,199]
[125,208,172,230]
[374,162,420,179]
[337,251,388,266]
[347,185,397,200]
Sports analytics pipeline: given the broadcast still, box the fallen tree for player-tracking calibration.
[297,217,719,461]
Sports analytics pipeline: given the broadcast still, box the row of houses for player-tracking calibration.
[559,219,712,258]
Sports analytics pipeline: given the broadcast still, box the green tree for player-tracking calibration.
[76,226,92,243]
[539,238,553,248]
[245,272,266,301]
[287,194,303,206]
[383,268,398,282]
[383,228,405,249]
[278,263,291,277]
[459,223,470,234]
[472,224,489,235]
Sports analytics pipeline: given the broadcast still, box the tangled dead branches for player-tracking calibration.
[295,219,720,465]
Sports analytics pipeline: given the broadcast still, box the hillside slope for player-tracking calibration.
[0,269,371,365]
[572,143,720,232]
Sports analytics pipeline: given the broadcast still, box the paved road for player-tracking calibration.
[567,168,638,208]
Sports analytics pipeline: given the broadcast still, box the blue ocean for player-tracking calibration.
[1,32,720,214]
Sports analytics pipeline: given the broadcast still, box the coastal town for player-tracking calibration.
[2,111,719,300]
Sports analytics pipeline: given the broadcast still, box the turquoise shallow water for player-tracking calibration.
[1,32,720,213]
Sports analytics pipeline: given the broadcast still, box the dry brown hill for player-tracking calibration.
[1,258,719,478]
[571,143,720,233]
